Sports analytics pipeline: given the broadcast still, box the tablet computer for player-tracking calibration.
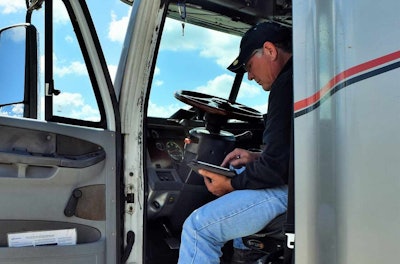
[187,160,236,178]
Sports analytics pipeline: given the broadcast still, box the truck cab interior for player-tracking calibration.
[144,1,292,263]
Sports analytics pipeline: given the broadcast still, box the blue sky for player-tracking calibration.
[0,0,268,119]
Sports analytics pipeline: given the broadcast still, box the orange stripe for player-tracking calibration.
[294,50,400,112]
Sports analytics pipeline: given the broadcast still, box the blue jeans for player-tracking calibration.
[177,185,288,264]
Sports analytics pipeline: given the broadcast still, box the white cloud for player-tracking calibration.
[6,26,26,42]
[71,103,100,121]
[161,18,240,68]
[53,0,69,24]
[108,64,117,83]
[238,80,262,99]
[154,80,163,87]
[151,67,163,86]
[12,104,24,115]
[40,53,87,78]
[198,30,240,68]
[40,55,44,74]
[53,92,100,121]
[65,35,74,43]
[195,74,261,100]
[0,0,67,22]
[55,61,87,77]
[54,92,84,107]
[194,74,233,98]
[108,10,130,43]
[53,54,87,77]
[252,102,269,114]
[154,66,160,76]
[0,104,24,117]
[193,75,267,116]
[0,1,25,14]
[0,109,9,116]
[147,100,187,118]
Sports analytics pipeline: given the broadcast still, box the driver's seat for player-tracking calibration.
[241,212,286,263]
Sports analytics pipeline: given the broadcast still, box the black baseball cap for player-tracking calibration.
[228,21,291,73]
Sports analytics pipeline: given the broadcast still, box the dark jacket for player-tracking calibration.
[231,57,293,190]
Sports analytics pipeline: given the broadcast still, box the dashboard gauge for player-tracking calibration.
[155,142,165,151]
[165,141,183,161]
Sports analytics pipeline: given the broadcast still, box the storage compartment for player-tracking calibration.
[0,220,104,264]
[0,242,105,264]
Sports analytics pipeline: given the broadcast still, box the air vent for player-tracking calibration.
[156,171,175,181]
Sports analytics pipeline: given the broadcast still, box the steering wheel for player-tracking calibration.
[174,90,262,122]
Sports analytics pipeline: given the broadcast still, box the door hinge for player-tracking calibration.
[125,193,134,203]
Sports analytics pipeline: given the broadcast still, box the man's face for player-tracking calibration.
[245,43,280,91]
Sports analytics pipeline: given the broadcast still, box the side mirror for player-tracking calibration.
[0,24,38,118]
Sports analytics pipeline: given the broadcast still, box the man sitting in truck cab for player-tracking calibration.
[177,21,293,263]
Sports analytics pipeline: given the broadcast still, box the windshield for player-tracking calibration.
[148,17,268,118]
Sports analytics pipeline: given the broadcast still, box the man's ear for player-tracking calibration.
[263,41,278,60]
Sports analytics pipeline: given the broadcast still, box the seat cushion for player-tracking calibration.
[242,212,286,253]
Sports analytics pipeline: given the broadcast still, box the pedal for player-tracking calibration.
[164,237,180,249]
[162,223,180,249]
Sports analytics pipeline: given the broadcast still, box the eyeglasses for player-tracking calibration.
[244,48,263,72]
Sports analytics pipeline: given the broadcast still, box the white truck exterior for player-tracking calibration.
[0,0,399,263]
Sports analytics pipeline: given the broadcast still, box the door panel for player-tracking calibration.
[0,116,117,264]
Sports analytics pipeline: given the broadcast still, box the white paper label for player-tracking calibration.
[8,228,77,247]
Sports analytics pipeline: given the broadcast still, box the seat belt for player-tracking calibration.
[283,110,295,264]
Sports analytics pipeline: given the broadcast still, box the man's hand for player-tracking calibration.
[198,169,234,196]
[221,148,261,168]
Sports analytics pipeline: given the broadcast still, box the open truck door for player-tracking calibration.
[0,0,122,263]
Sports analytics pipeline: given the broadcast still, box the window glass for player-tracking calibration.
[51,0,100,121]
[148,18,268,118]
[86,0,127,84]
[0,0,110,122]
